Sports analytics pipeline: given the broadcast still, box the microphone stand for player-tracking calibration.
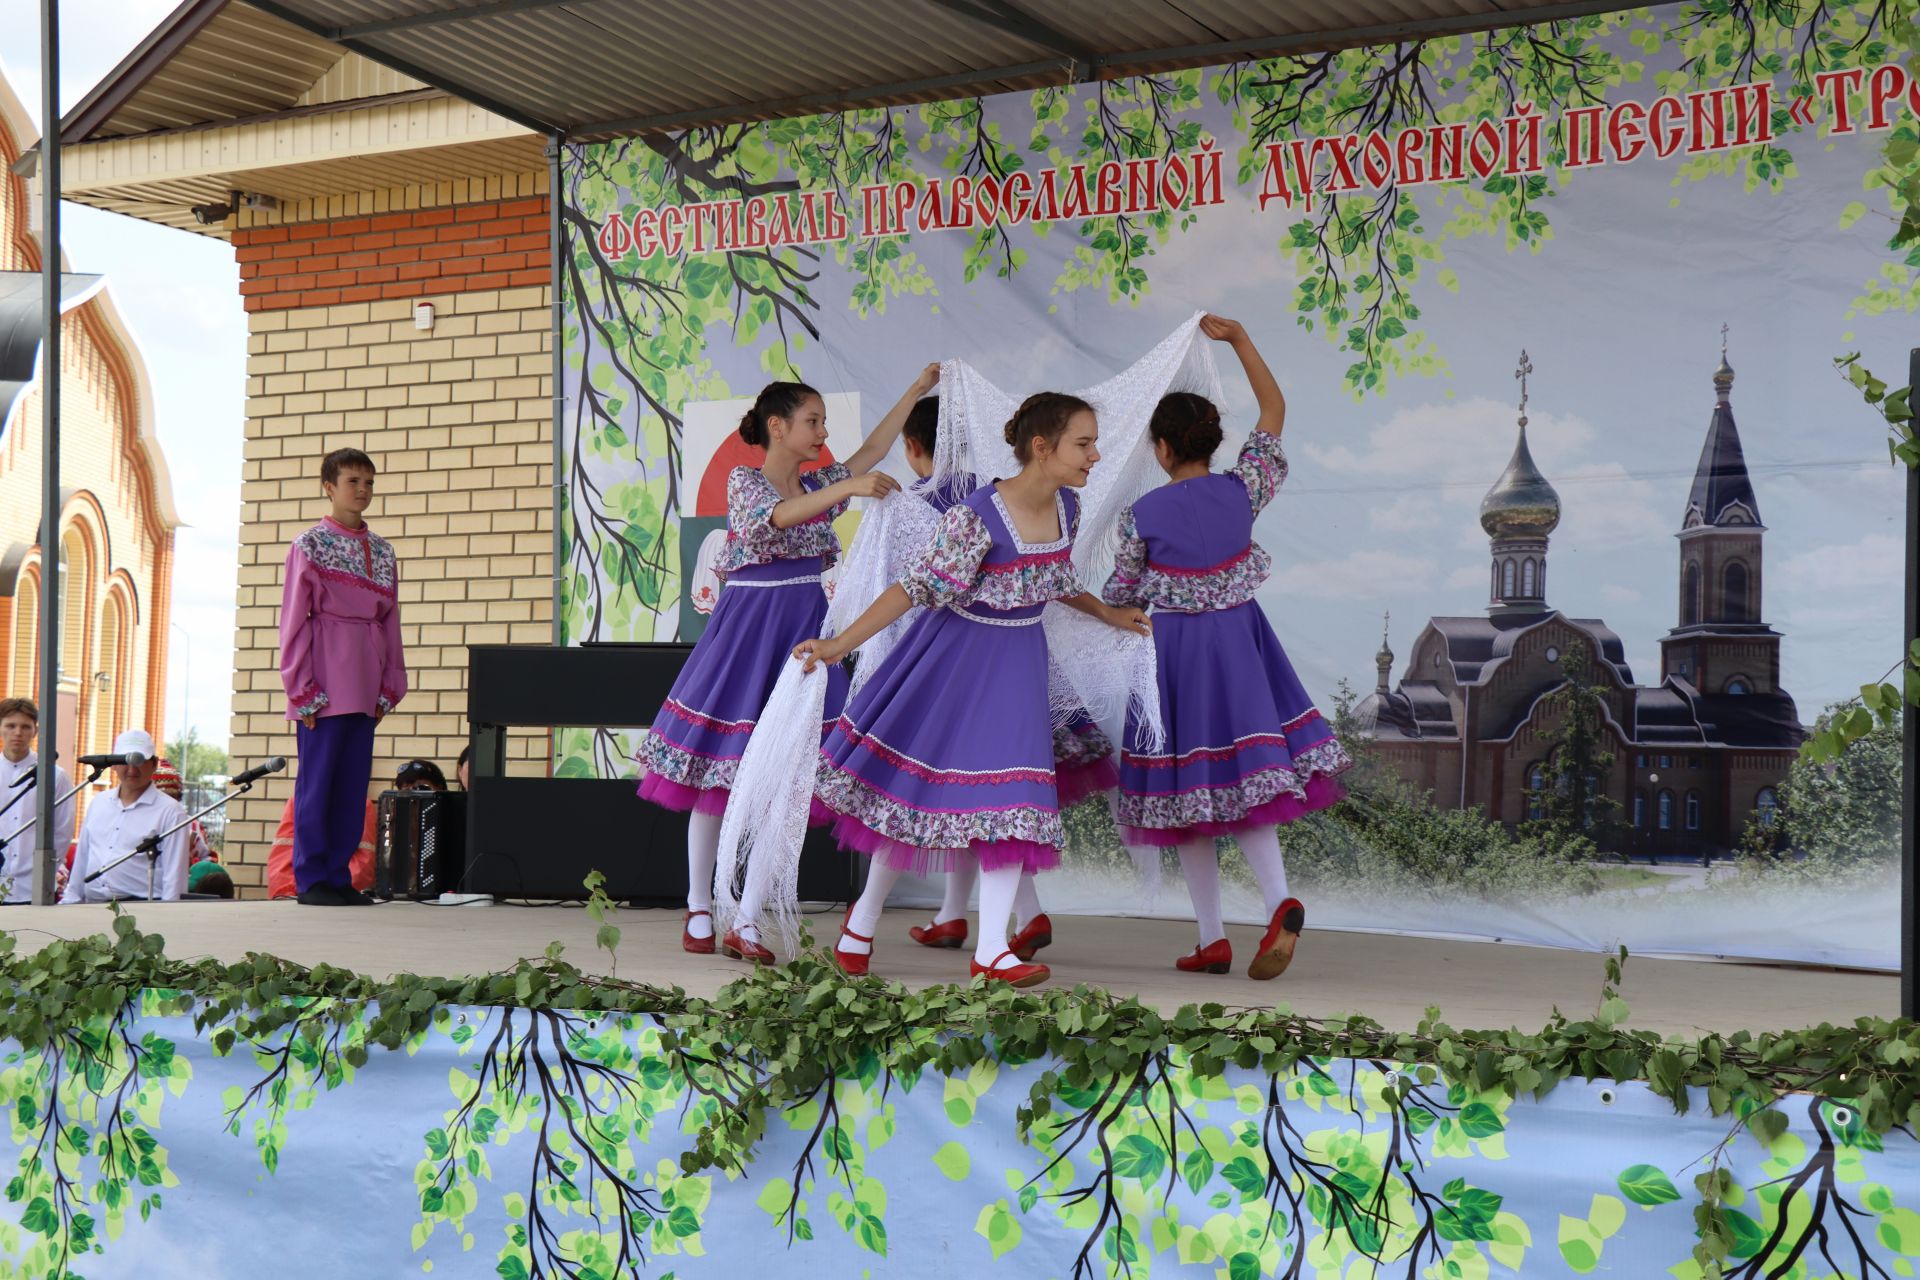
[0,763,108,855]
[83,775,261,902]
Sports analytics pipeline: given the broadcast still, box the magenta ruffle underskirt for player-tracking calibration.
[1120,774,1346,848]
[638,774,833,826]
[827,813,1061,877]
[1055,757,1119,812]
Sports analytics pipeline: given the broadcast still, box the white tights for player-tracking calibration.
[932,864,1043,931]
[684,810,722,940]
[842,860,1037,969]
[1174,828,1292,946]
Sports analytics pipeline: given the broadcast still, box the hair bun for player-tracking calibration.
[1002,416,1020,447]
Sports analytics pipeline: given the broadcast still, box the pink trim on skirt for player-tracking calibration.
[1056,757,1119,812]
[638,774,730,816]
[828,814,1061,877]
[1121,774,1346,847]
[639,774,834,827]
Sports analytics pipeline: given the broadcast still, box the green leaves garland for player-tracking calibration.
[1,913,1918,1277]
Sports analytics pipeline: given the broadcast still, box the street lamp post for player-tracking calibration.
[171,620,190,772]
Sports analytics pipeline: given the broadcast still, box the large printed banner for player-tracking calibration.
[6,996,1917,1278]
[561,3,1910,968]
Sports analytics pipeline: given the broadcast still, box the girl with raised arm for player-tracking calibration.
[636,367,935,960]
[1103,316,1350,980]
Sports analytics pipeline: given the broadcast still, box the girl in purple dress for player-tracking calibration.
[893,398,1112,962]
[795,393,1150,986]
[637,369,935,960]
[1103,317,1350,980]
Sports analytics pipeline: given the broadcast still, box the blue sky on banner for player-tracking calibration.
[1,2,244,745]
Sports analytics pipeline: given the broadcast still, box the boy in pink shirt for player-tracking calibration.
[280,447,406,905]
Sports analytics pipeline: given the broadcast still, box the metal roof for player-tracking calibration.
[69,0,1650,145]
[64,0,354,142]
[0,272,105,445]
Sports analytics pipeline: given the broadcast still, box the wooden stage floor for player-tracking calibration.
[1,899,1892,1035]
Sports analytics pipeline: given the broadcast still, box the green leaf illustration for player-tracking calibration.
[1182,1147,1214,1195]
[931,1141,969,1181]
[1112,1134,1166,1183]
[1617,1164,1681,1207]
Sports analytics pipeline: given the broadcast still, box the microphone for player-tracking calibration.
[230,757,288,787]
[76,752,146,768]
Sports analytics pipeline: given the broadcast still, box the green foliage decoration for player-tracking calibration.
[0,911,1916,1274]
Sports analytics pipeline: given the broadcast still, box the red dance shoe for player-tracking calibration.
[834,921,875,977]
[1175,938,1233,974]
[969,949,1050,988]
[720,928,775,966]
[1248,898,1306,981]
[1008,913,1053,961]
[682,909,716,955]
[909,917,968,949]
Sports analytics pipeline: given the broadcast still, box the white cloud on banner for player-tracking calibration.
[1266,549,1441,600]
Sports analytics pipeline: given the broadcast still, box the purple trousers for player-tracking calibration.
[293,713,376,893]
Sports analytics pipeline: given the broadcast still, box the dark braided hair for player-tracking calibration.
[903,395,940,456]
[1149,392,1224,467]
[737,381,822,447]
[1003,392,1094,465]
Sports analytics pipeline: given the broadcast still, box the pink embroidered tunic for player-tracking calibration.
[280,516,407,720]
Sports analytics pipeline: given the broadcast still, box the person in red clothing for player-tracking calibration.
[267,794,375,899]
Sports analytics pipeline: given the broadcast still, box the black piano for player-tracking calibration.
[464,643,856,904]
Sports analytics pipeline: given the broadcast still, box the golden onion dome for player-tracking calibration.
[1479,421,1561,538]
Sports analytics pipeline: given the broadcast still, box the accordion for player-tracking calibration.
[374,789,467,901]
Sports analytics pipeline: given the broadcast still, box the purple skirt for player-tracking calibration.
[816,603,1062,875]
[1117,600,1351,846]
[1055,711,1119,810]
[636,556,847,816]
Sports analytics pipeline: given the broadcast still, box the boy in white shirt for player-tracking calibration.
[0,698,75,903]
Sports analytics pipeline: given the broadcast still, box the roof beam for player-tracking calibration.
[60,0,233,145]
[922,0,1100,71]
[1097,0,1646,73]
[332,0,601,39]
[572,56,1072,139]
[239,0,564,134]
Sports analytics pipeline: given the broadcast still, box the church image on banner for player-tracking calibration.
[1354,342,1801,859]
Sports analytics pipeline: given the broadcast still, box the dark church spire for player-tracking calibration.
[1683,324,1761,530]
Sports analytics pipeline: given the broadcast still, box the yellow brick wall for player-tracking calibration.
[225,287,555,894]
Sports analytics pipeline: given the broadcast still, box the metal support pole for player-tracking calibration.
[32,0,61,905]
[548,134,564,648]
[1904,347,1919,1019]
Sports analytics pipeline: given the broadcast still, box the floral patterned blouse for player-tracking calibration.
[1103,432,1288,614]
[903,484,1083,612]
[714,461,853,581]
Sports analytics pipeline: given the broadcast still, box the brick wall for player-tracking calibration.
[235,197,549,313]
[225,196,555,896]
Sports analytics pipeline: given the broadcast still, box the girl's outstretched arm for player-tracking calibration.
[1202,314,1286,437]
[846,362,941,475]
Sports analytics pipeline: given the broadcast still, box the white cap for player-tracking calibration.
[112,729,156,760]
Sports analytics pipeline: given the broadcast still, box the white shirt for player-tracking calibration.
[60,784,188,904]
[0,753,75,904]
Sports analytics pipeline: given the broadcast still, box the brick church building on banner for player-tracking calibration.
[1354,342,1803,858]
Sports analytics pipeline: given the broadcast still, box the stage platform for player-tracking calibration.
[5,899,1891,1034]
